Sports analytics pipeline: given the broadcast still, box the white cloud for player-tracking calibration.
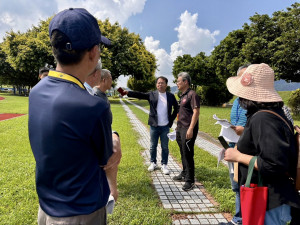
[116,75,130,88]
[0,0,57,41]
[171,10,220,59]
[144,11,220,86]
[144,36,174,85]
[57,0,147,26]
[0,0,146,42]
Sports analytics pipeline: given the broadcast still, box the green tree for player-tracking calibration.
[210,29,248,83]
[0,45,16,86]
[0,18,156,90]
[173,53,232,106]
[1,18,54,89]
[127,75,156,92]
[99,20,157,81]
[271,3,300,82]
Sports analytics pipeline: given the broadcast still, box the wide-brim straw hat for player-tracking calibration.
[226,63,282,102]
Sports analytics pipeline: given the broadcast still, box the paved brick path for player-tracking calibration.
[121,99,229,224]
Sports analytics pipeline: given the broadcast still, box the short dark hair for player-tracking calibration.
[50,30,90,65]
[39,67,49,74]
[156,76,168,84]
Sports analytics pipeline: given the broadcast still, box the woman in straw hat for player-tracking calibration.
[223,63,300,225]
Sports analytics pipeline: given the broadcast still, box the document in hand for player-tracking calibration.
[167,130,176,141]
[213,114,232,128]
[106,195,115,214]
[213,114,240,143]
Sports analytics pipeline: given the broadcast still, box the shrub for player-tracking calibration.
[201,83,232,106]
[288,88,300,116]
[195,86,205,105]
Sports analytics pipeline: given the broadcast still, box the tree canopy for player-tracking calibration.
[211,2,300,82]
[0,17,157,91]
[172,2,300,105]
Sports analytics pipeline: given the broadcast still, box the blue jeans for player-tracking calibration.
[150,125,169,165]
[229,173,242,224]
[264,204,291,225]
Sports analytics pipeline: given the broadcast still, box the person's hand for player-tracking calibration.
[224,147,241,162]
[231,126,244,136]
[123,90,128,95]
[104,134,122,170]
[186,127,193,139]
[110,189,119,202]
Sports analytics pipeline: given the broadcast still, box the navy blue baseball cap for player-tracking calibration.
[49,8,111,50]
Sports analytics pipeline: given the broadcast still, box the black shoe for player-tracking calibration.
[182,182,194,191]
[172,174,184,181]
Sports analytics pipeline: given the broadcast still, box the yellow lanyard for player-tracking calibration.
[48,70,86,90]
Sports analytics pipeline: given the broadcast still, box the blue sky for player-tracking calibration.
[0,0,298,87]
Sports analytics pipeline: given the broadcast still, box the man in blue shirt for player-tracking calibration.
[29,8,119,225]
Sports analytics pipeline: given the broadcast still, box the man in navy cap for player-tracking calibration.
[29,8,119,225]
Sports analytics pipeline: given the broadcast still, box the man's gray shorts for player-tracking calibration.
[38,206,107,225]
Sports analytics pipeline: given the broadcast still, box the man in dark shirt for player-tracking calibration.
[173,72,200,191]
[29,8,120,224]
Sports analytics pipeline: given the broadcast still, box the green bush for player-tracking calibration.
[195,86,205,104]
[201,83,232,106]
[288,89,300,116]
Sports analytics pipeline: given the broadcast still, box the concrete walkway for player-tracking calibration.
[121,99,229,225]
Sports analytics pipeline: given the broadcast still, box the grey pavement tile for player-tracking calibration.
[208,218,218,224]
[168,196,176,200]
[214,213,224,218]
[178,219,190,224]
[199,219,209,224]
[189,219,200,224]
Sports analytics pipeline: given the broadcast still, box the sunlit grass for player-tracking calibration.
[0,96,172,225]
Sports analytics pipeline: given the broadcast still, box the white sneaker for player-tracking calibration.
[148,162,157,171]
[161,164,170,175]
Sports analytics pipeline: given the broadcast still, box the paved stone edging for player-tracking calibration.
[121,99,228,224]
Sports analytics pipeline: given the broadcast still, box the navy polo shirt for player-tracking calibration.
[29,71,113,217]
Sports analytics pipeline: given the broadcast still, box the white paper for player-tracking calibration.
[167,130,176,141]
[106,195,115,214]
[213,114,240,143]
[220,126,240,143]
[228,161,234,173]
[213,114,232,128]
[217,148,225,167]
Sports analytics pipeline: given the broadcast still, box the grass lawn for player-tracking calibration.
[0,94,171,225]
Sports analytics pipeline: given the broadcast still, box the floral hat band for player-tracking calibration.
[240,72,254,86]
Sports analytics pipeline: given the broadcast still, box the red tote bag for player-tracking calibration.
[240,156,268,225]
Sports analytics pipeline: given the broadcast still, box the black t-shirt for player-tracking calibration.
[177,89,200,128]
[237,109,300,210]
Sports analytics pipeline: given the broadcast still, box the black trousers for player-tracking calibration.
[176,125,198,183]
